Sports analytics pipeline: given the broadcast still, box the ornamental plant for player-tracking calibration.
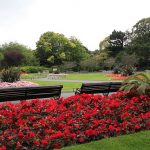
[0,92,149,149]
[120,72,150,95]
[0,67,21,82]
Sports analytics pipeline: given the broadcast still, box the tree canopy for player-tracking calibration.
[35,32,89,67]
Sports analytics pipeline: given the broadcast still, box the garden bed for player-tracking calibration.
[0,92,149,149]
[0,81,39,88]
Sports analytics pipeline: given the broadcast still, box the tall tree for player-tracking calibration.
[35,32,72,66]
[0,42,38,66]
[107,30,126,57]
[35,32,89,67]
[127,17,150,68]
[69,37,89,64]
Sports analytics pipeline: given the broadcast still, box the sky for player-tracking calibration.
[0,0,150,51]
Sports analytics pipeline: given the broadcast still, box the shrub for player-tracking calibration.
[113,64,122,74]
[19,66,52,73]
[120,72,150,95]
[120,65,136,76]
[0,67,21,82]
[2,50,24,67]
[113,64,136,76]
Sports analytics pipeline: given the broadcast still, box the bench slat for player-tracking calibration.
[0,85,63,102]
[75,82,122,95]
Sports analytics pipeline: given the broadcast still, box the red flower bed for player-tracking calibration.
[105,74,128,80]
[0,92,150,149]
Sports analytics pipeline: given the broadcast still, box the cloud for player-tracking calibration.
[0,0,149,50]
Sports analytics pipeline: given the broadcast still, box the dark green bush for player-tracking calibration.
[113,64,136,76]
[120,65,136,76]
[0,67,21,82]
[19,66,52,73]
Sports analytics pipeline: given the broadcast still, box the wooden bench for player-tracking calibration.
[75,82,122,96]
[0,85,63,102]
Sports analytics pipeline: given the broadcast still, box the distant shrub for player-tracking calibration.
[0,67,21,82]
[19,66,52,73]
[113,64,136,76]
[120,65,136,76]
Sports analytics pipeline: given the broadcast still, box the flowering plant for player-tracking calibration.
[0,92,149,149]
[0,81,38,88]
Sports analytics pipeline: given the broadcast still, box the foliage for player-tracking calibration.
[0,67,21,82]
[107,30,126,57]
[2,50,24,67]
[35,32,89,68]
[120,65,136,76]
[60,61,76,72]
[0,42,38,67]
[69,37,89,64]
[0,92,149,149]
[80,57,99,72]
[19,66,52,73]
[126,17,150,69]
[113,52,138,76]
[120,72,150,95]
[103,57,115,70]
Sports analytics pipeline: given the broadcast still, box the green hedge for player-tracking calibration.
[19,66,52,73]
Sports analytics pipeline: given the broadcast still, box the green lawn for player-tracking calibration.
[62,131,150,150]
[21,73,112,81]
[30,80,81,92]
[65,73,112,81]
[21,73,48,79]
[23,73,112,92]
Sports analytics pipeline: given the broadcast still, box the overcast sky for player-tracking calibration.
[0,0,149,51]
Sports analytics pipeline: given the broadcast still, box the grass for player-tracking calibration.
[62,130,150,150]
[22,73,112,92]
[21,73,48,79]
[21,73,112,81]
[65,73,112,81]
[29,80,82,92]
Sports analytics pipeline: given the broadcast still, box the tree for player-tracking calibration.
[99,36,110,51]
[35,33,89,67]
[80,57,99,72]
[127,17,150,69]
[69,37,89,64]
[0,42,38,66]
[107,30,126,57]
[35,32,73,66]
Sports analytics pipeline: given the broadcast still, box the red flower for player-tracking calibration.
[41,139,48,145]
[109,125,115,132]
[7,136,13,140]
[18,131,24,137]
[28,131,35,138]
[33,141,40,146]
[0,92,149,149]
[135,125,141,130]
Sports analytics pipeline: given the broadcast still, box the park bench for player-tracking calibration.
[75,82,122,96]
[0,85,63,102]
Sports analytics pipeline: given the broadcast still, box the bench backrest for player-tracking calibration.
[0,85,63,102]
[80,82,122,94]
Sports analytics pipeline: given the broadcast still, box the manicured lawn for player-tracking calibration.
[65,73,112,81]
[30,80,82,92]
[21,73,48,79]
[21,73,112,81]
[62,131,150,150]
